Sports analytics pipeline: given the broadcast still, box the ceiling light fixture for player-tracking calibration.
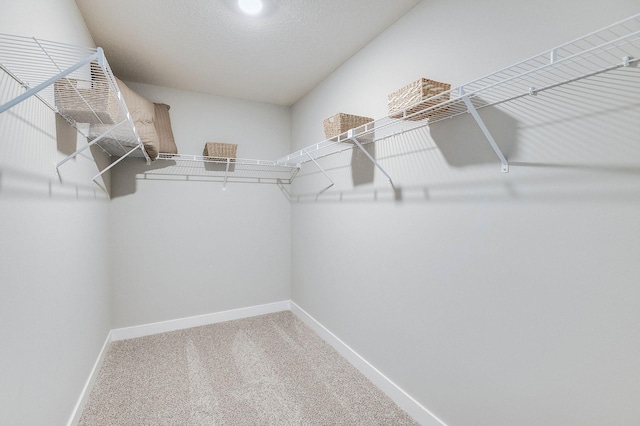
[238,0,263,15]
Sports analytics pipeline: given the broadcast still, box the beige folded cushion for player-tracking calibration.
[115,77,159,160]
[153,103,178,154]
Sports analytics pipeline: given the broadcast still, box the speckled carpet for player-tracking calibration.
[79,311,419,425]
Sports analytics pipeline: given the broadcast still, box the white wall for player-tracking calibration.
[290,1,640,425]
[0,1,112,425]
[3,1,639,425]
[108,83,292,328]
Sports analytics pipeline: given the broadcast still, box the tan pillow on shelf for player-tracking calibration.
[115,77,159,160]
[115,77,153,120]
[133,120,159,160]
[153,103,178,154]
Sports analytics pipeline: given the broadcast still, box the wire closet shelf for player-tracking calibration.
[279,13,640,173]
[150,153,300,188]
[1,13,639,186]
[0,32,302,185]
[0,32,150,174]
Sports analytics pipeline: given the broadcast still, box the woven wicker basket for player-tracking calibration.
[54,78,119,124]
[388,78,451,121]
[203,142,237,161]
[323,113,374,140]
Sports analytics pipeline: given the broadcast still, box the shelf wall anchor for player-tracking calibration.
[623,56,632,67]
[459,86,509,173]
[347,130,395,186]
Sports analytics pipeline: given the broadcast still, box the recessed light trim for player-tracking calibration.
[238,0,263,15]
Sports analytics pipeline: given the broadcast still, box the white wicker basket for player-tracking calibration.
[388,78,451,121]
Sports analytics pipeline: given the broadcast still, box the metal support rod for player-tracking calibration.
[348,130,395,185]
[459,86,509,173]
[0,51,100,113]
[92,144,142,181]
[289,165,301,182]
[305,150,334,187]
[222,158,231,190]
[55,119,128,170]
[275,178,291,201]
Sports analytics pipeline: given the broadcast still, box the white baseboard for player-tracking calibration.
[110,300,291,341]
[66,331,113,426]
[290,301,447,426]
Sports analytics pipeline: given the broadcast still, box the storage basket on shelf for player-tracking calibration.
[54,77,119,124]
[388,78,451,121]
[203,142,237,162]
[323,113,374,142]
[203,142,237,172]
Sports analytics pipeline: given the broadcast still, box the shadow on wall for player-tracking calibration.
[55,114,77,156]
[0,165,109,200]
[287,170,640,204]
[1,70,113,199]
[288,88,640,203]
[350,142,375,186]
[109,158,177,198]
[0,112,109,200]
[429,99,519,169]
[290,101,520,200]
[54,115,114,196]
[292,64,640,204]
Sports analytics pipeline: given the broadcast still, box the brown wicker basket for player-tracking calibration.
[388,78,451,121]
[323,113,374,140]
[203,142,237,161]
[54,78,119,124]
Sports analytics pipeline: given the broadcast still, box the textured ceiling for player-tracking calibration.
[75,0,422,106]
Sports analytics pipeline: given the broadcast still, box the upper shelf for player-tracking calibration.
[0,33,148,164]
[280,13,640,166]
[3,13,639,188]
[150,153,299,189]
[0,33,300,185]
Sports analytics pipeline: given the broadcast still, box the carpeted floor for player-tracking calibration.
[79,311,419,425]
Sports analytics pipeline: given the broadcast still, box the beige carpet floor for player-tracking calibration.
[79,311,419,425]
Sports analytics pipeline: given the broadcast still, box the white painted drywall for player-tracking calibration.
[290,1,640,425]
[108,83,292,328]
[0,1,111,425]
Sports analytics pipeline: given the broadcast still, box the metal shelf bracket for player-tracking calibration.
[222,158,232,190]
[459,86,509,173]
[304,148,335,189]
[347,130,395,186]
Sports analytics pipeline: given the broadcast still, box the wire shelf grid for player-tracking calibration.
[280,13,640,166]
[0,32,147,163]
[2,13,639,187]
[151,153,300,184]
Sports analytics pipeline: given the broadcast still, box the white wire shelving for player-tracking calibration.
[150,153,299,189]
[2,13,639,189]
[0,33,149,180]
[280,13,640,183]
[0,32,300,187]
